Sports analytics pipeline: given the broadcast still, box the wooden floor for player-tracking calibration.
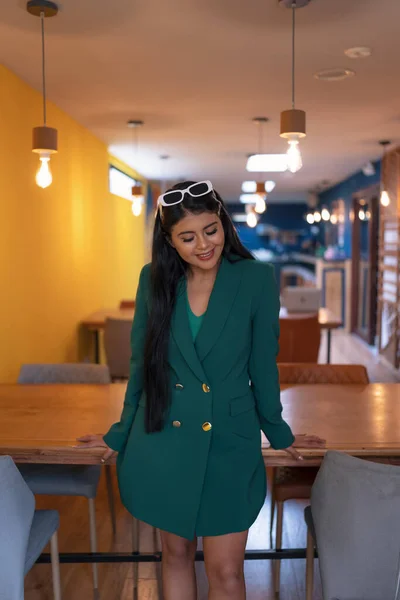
[25,331,400,599]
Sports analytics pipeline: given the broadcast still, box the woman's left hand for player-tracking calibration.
[283,434,326,462]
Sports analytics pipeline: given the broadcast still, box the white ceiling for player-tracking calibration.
[1,0,400,202]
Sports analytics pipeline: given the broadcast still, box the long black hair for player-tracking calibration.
[143,181,254,433]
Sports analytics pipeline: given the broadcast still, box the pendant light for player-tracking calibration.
[280,0,307,173]
[252,117,268,214]
[321,206,330,221]
[379,140,391,207]
[127,120,145,216]
[305,212,314,224]
[313,210,321,223]
[27,0,58,189]
[254,182,267,214]
[246,208,258,228]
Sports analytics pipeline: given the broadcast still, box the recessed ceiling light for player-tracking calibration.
[344,46,372,59]
[246,154,288,173]
[241,181,276,193]
[278,0,311,7]
[314,68,355,82]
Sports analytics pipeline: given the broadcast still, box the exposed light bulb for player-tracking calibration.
[358,209,365,221]
[132,198,142,216]
[247,212,258,228]
[255,196,266,214]
[35,155,52,189]
[286,138,303,173]
[380,190,390,207]
[330,214,338,224]
[321,207,330,221]
[306,213,314,224]
[313,211,321,223]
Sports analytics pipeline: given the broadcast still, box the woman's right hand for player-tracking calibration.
[74,434,116,463]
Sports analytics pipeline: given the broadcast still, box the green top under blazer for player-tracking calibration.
[104,256,295,540]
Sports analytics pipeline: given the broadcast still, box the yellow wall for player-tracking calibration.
[0,65,146,382]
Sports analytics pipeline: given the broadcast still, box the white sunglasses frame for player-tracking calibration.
[157,180,214,207]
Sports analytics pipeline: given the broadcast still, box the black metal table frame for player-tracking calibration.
[37,547,316,564]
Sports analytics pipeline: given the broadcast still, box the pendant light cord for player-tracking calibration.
[291,1,296,109]
[258,120,264,183]
[133,127,139,186]
[40,10,47,126]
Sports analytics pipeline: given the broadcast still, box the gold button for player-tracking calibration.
[202,383,211,393]
[175,383,184,390]
[172,420,181,428]
[202,422,212,432]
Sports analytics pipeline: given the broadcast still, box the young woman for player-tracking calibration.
[77,181,323,600]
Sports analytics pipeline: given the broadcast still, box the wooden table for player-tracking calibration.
[81,309,134,363]
[264,383,400,465]
[82,306,342,364]
[280,307,342,363]
[1,383,400,466]
[2,382,399,567]
[0,384,125,464]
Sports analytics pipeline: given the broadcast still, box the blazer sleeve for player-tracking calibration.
[103,264,150,452]
[249,264,295,450]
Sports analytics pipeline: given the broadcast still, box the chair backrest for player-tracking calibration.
[103,318,132,379]
[277,314,321,363]
[278,363,369,385]
[119,299,136,310]
[18,363,111,384]
[311,451,400,600]
[0,456,35,598]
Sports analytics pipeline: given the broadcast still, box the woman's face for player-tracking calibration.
[169,211,225,271]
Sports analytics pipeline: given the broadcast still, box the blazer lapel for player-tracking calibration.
[171,277,207,383]
[195,256,243,362]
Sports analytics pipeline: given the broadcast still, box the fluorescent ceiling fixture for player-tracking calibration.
[240,194,262,204]
[344,46,371,59]
[241,180,276,193]
[246,154,288,173]
[232,214,248,222]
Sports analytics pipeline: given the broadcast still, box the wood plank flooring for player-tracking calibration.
[25,331,400,599]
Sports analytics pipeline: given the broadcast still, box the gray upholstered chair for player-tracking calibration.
[17,363,116,596]
[272,364,369,596]
[0,456,61,599]
[305,451,400,600]
[104,318,132,380]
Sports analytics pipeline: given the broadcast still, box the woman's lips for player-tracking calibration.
[196,249,215,261]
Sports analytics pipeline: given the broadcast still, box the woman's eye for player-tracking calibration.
[182,237,194,243]
[206,228,218,236]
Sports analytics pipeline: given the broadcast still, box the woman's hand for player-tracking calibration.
[283,434,326,461]
[74,434,116,463]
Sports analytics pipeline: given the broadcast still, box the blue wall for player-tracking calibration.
[318,161,381,258]
[227,202,313,252]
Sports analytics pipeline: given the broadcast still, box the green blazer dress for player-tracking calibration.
[104,255,295,540]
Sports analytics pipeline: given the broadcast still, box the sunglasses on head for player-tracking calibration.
[157,180,215,207]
